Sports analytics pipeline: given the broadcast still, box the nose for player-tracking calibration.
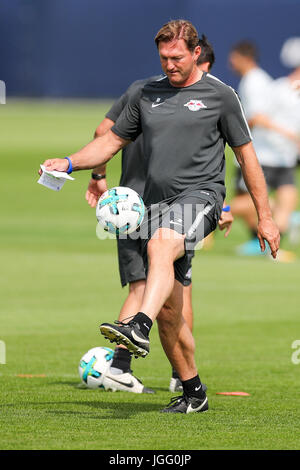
[166,59,176,71]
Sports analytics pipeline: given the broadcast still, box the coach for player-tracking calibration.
[41,20,280,414]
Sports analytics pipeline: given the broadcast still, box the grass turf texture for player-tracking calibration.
[1,100,300,450]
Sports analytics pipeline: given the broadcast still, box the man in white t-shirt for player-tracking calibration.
[229,40,300,259]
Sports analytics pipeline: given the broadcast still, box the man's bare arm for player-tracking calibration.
[92,117,115,175]
[42,129,130,173]
[233,141,280,258]
[84,118,116,208]
[248,114,300,149]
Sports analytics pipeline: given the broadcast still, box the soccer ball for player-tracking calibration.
[96,186,145,235]
[78,347,114,389]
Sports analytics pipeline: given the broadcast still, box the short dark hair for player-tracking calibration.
[230,40,258,61]
[197,34,215,69]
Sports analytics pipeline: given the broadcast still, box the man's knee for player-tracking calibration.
[147,229,185,261]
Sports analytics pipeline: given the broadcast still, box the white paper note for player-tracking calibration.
[38,165,75,191]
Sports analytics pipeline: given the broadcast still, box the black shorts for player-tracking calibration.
[235,166,296,193]
[117,237,146,288]
[117,237,193,287]
[139,189,223,286]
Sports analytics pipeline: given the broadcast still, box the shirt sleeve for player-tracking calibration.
[105,78,146,122]
[111,85,143,142]
[219,86,252,147]
[105,92,128,123]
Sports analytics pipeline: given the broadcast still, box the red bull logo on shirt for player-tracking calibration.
[184,99,207,111]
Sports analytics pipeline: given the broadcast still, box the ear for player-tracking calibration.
[193,45,201,61]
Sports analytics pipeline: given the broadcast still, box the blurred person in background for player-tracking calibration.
[229,40,300,261]
[85,34,232,394]
[278,37,300,244]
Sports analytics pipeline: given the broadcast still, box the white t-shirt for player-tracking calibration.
[238,67,273,119]
[264,77,300,167]
[238,67,277,167]
[238,68,300,167]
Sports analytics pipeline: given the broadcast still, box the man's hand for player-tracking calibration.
[218,208,234,237]
[257,218,280,259]
[85,178,108,208]
[38,158,69,175]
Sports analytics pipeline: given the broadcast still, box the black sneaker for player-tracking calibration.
[99,320,150,358]
[161,394,208,414]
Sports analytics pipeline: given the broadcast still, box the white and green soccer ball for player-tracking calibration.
[78,347,114,389]
[96,186,145,235]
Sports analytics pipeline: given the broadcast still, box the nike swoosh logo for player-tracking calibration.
[106,376,134,388]
[186,397,208,414]
[195,386,202,391]
[132,330,150,344]
[152,102,164,108]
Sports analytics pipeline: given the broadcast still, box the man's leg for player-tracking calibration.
[119,280,146,321]
[231,167,266,256]
[182,283,193,331]
[112,236,146,361]
[138,228,185,320]
[100,199,215,412]
[230,192,258,234]
[157,280,197,381]
[101,228,204,383]
[100,194,217,358]
[168,283,193,391]
[156,280,207,413]
[268,184,298,263]
[111,280,145,361]
[273,185,298,234]
[100,228,186,356]
[104,279,156,393]
[104,234,153,393]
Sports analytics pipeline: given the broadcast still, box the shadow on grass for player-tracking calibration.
[50,380,169,393]
[0,399,163,419]
[48,400,163,419]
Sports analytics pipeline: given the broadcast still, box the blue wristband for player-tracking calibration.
[64,157,73,174]
[222,205,231,212]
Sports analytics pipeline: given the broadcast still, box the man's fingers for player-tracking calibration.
[224,224,232,237]
[257,233,266,252]
[89,196,97,208]
[257,231,280,258]
[85,190,98,208]
[43,159,57,170]
[88,194,95,207]
[268,235,280,259]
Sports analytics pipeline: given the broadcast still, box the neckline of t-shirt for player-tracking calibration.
[168,71,207,90]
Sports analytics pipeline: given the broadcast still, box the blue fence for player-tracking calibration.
[1,0,299,98]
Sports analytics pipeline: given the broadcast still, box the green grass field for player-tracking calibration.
[1,100,300,450]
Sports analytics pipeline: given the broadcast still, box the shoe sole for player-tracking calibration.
[99,325,149,358]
